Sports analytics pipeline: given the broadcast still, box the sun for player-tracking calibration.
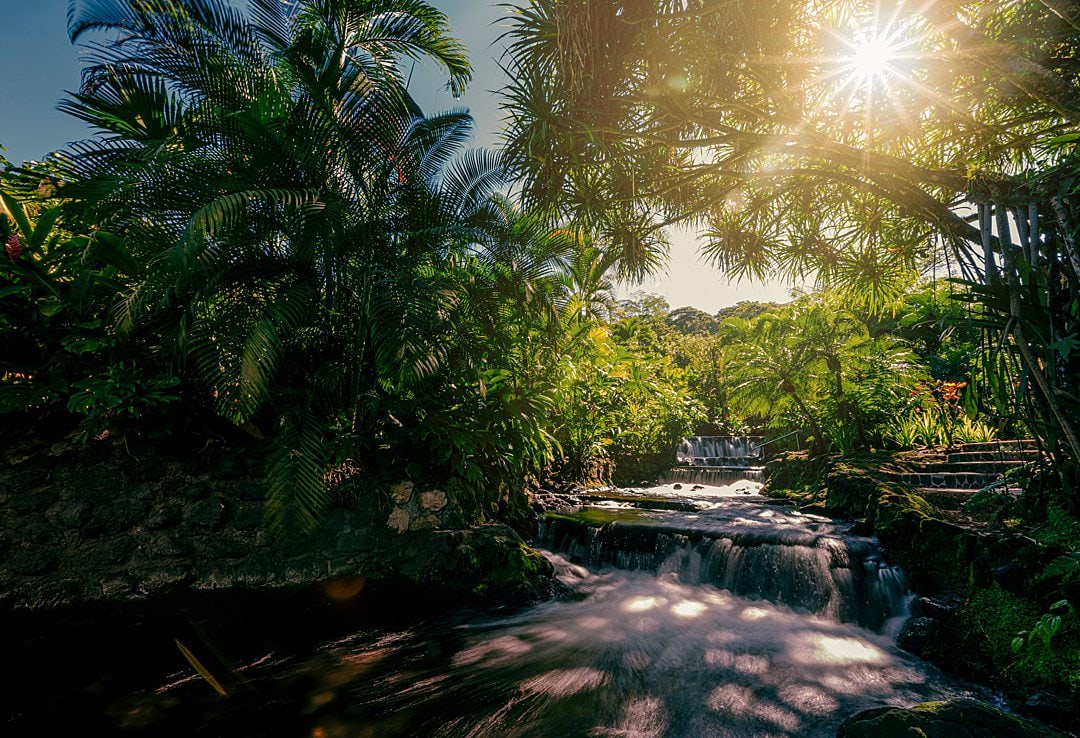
[841,28,905,89]
[851,35,892,79]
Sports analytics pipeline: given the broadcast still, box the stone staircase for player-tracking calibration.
[885,439,1041,510]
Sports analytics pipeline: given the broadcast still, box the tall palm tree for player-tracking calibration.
[58,0,506,531]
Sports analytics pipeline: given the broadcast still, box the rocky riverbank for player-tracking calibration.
[0,433,555,614]
[765,450,1080,730]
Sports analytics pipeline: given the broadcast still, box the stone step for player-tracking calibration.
[886,471,1005,490]
[916,487,1021,511]
[958,439,1038,453]
[926,461,1022,474]
[947,450,1039,464]
[915,489,976,511]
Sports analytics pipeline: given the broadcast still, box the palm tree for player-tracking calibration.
[58,0,506,532]
[500,0,1080,465]
[722,312,829,454]
[558,241,620,323]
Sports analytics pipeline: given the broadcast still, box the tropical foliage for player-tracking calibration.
[501,0,1080,495]
[1,0,1078,536]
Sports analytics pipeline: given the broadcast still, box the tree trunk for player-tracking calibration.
[1052,195,1080,283]
[979,203,996,283]
[782,378,827,455]
[1028,203,1040,263]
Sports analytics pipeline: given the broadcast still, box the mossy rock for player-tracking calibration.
[764,450,833,501]
[389,525,556,607]
[948,586,1080,703]
[838,698,1065,737]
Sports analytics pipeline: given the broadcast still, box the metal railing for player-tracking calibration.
[750,430,801,455]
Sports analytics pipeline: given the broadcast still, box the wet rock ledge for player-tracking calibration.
[839,698,1065,737]
[0,435,554,613]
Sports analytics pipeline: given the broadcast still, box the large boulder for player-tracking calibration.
[837,699,1065,738]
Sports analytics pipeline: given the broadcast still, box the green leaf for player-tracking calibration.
[0,191,33,240]
[39,297,66,317]
[0,284,31,300]
[1049,334,1079,359]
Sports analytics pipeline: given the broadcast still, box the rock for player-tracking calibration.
[15,517,56,545]
[913,594,963,619]
[838,698,1065,738]
[233,481,264,502]
[100,576,136,599]
[181,498,228,533]
[7,546,60,576]
[335,529,369,553]
[194,536,249,560]
[390,481,414,503]
[848,518,874,537]
[87,499,148,535]
[177,480,213,502]
[896,616,938,658]
[77,537,134,568]
[46,498,93,529]
[410,514,441,531]
[387,506,410,533]
[142,535,190,559]
[231,502,264,531]
[672,484,683,490]
[137,565,193,598]
[691,485,705,491]
[1022,693,1075,727]
[992,562,1026,595]
[2,469,51,498]
[420,489,448,512]
[144,503,182,530]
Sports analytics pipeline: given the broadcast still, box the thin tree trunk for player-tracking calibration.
[1013,205,1031,265]
[1052,195,1080,283]
[999,206,1080,461]
[791,391,827,455]
[1028,203,1040,263]
[979,203,996,283]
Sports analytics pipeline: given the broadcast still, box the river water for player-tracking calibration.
[65,480,979,737]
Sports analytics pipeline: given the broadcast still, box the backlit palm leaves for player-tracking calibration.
[58,0,501,532]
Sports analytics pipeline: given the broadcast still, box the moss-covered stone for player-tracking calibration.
[838,698,1065,737]
[946,586,1080,702]
[763,450,832,502]
[767,452,1080,717]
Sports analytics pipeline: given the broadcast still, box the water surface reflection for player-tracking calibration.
[121,552,976,737]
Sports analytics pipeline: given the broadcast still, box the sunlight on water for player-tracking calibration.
[791,634,889,666]
[114,496,981,737]
[194,557,969,738]
[671,599,707,618]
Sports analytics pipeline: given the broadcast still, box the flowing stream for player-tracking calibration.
[71,480,980,737]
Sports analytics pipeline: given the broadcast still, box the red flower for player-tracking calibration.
[5,233,22,262]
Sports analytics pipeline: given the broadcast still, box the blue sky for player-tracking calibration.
[0,0,791,311]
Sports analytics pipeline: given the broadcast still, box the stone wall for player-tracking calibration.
[0,435,553,612]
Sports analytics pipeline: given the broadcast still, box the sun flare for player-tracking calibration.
[841,29,904,89]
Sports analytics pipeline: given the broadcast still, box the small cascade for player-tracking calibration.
[664,435,766,484]
[663,466,765,485]
[676,435,764,463]
[539,507,910,631]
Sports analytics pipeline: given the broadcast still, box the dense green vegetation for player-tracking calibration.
[0,0,1077,606]
[1,0,1080,721]
[1,0,708,532]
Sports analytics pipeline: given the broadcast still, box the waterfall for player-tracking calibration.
[664,435,767,484]
[677,436,764,462]
[539,511,910,632]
